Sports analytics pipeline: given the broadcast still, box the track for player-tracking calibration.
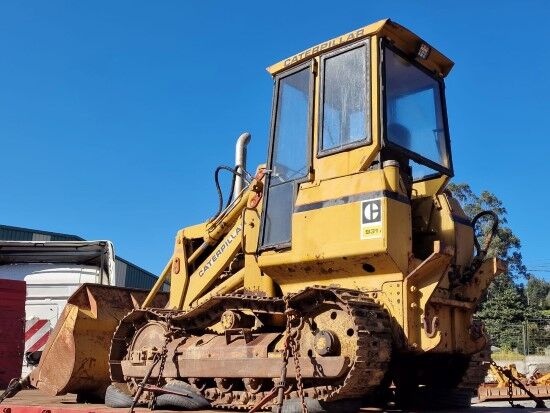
[109,287,392,410]
[459,343,492,391]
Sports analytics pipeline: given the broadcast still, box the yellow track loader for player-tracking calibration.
[8,19,505,411]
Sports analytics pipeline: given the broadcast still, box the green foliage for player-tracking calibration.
[447,183,526,279]
[476,273,530,351]
[526,276,550,309]
[448,183,549,353]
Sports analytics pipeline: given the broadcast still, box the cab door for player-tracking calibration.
[260,63,313,249]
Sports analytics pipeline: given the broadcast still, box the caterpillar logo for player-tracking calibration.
[361,199,383,240]
[199,224,242,277]
[283,28,366,68]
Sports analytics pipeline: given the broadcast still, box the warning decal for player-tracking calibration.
[361,199,383,240]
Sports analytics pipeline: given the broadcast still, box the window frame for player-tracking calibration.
[259,61,315,251]
[381,40,454,181]
[317,40,372,158]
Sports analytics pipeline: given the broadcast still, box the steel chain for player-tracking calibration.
[156,316,172,386]
[489,360,523,408]
[281,296,308,413]
[507,377,514,407]
[150,315,173,409]
[290,330,308,413]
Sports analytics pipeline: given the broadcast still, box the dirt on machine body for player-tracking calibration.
[6,18,505,412]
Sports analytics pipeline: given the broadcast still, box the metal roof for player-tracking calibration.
[0,224,158,290]
[0,240,109,265]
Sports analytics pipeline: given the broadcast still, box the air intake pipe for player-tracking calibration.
[232,132,251,200]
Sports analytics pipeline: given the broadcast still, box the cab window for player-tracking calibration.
[261,65,312,248]
[384,45,452,180]
[319,42,371,155]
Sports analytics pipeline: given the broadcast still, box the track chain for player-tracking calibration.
[109,287,392,410]
[458,341,491,391]
[290,287,392,401]
[335,289,392,399]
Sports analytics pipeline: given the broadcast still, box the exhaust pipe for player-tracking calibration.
[233,132,251,200]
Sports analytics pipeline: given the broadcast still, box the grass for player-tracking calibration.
[491,350,526,361]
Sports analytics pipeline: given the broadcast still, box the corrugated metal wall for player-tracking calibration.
[115,257,158,289]
[0,226,31,241]
[0,279,25,387]
[0,225,83,242]
[0,225,158,290]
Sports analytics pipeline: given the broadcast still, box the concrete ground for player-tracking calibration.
[2,391,549,413]
[471,399,548,411]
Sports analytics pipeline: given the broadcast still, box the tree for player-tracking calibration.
[476,274,527,351]
[447,183,546,352]
[447,183,527,280]
[526,276,550,309]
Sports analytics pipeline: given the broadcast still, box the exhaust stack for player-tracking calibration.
[233,132,251,200]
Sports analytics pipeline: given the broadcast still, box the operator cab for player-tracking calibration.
[259,19,454,251]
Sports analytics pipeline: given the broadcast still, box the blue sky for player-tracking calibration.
[1,1,549,277]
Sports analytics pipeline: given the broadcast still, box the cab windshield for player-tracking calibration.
[384,45,452,180]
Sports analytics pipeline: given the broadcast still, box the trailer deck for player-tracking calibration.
[2,391,157,413]
[1,390,549,413]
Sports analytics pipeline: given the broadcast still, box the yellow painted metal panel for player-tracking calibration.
[267,20,387,75]
[168,230,190,309]
[183,221,243,307]
[267,20,453,78]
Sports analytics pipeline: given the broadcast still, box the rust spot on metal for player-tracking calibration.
[248,169,266,208]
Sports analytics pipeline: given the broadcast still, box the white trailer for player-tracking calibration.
[0,240,120,375]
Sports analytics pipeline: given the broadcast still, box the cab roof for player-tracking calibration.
[267,19,454,78]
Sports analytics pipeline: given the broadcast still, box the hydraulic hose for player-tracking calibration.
[472,210,499,259]
[208,165,251,224]
[461,210,499,283]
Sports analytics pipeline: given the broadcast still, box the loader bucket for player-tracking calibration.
[29,283,167,397]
